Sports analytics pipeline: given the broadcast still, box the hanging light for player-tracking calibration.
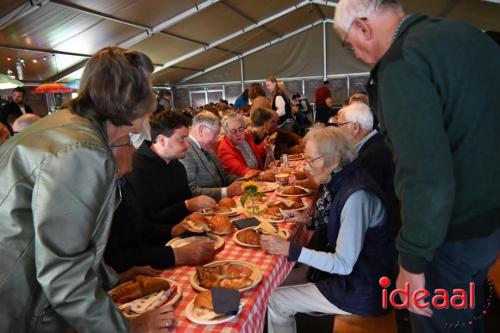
[15,58,25,80]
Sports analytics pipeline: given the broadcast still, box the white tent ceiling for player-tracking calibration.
[0,0,499,86]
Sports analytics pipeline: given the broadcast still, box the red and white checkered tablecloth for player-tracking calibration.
[161,194,314,333]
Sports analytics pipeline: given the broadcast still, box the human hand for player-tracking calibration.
[227,181,244,197]
[118,265,162,284]
[243,169,260,180]
[260,234,290,256]
[185,195,216,212]
[261,169,277,180]
[129,305,175,333]
[173,239,216,266]
[396,265,433,317]
[285,210,311,224]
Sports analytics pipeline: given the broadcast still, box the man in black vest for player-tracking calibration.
[0,87,33,134]
[336,102,399,232]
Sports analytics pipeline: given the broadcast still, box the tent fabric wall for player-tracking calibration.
[326,24,370,75]
[242,23,324,80]
[180,22,370,86]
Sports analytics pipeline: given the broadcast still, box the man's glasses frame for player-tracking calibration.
[342,17,367,52]
[305,155,323,168]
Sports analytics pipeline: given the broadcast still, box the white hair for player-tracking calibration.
[221,112,245,132]
[192,111,220,128]
[334,0,403,36]
[304,126,357,167]
[338,102,373,131]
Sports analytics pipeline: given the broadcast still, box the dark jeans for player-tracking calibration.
[410,228,500,333]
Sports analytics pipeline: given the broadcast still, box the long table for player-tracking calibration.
[161,197,314,333]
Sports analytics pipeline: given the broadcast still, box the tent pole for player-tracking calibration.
[323,20,327,82]
[240,59,245,92]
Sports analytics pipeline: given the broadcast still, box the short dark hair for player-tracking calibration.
[13,87,26,96]
[323,80,329,85]
[251,107,274,127]
[70,46,155,126]
[150,111,191,142]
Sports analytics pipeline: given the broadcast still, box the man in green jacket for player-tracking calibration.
[335,0,500,332]
[0,47,174,333]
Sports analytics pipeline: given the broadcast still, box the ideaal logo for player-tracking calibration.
[379,276,475,310]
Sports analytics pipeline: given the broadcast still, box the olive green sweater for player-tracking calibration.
[368,14,500,273]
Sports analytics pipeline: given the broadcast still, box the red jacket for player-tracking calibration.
[314,85,332,107]
[217,132,266,177]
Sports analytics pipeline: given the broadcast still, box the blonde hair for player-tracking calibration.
[304,126,357,167]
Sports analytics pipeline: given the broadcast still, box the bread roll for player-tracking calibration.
[209,215,232,233]
[194,290,213,310]
[183,213,210,232]
[293,170,307,180]
[136,275,171,295]
[218,197,236,209]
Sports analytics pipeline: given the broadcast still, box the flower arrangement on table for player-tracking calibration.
[240,181,265,215]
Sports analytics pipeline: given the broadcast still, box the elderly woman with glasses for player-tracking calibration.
[217,111,267,177]
[261,126,395,333]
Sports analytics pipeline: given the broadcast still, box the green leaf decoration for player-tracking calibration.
[240,193,249,207]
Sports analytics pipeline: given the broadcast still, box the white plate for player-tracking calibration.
[110,278,181,318]
[275,186,313,197]
[213,207,244,217]
[257,182,280,193]
[166,234,224,251]
[266,198,308,212]
[233,227,261,248]
[260,214,285,223]
[190,260,262,292]
[233,227,290,247]
[185,298,244,325]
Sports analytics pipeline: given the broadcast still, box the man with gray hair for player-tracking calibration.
[335,1,500,332]
[180,111,243,200]
[337,103,397,232]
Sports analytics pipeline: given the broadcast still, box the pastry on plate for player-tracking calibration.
[281,186,308,195]
[293,169,307,180]
[236,229,260,246]
[110,275,170,304]
[209,215,232,234]
[263,206,283,220]
[183,213,211,233]
[196,263,254,290]
[194,290,214,312]
[214,197,237,213]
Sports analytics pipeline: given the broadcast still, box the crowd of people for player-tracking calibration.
[0,0,499,332]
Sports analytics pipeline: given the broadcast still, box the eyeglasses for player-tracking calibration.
[203,125,219,134]
[342,17,367,52]
[335,121,353,127]
[228,127,245,135]
[305,155,323,168]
